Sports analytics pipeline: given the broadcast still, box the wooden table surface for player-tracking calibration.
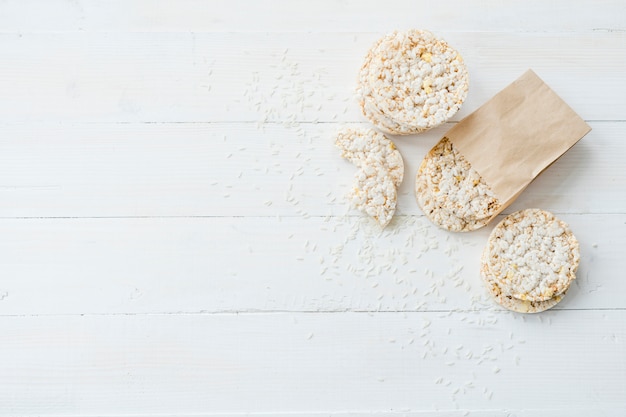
[1,1,625,416]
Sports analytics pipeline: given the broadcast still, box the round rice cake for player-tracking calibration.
[357,29,469,135]
[415,137,500,232]
[482,209,580,302]
[335,127,404,228]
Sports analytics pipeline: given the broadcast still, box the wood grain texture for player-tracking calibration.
[0,312,624,416]
[1,1,625,416]
[0,32,624,123]
[0,0,624,33]
[0,122,623,217]
[0,214,622,314]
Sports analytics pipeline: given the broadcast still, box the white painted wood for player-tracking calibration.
[0,214,621,314]
[0,0,624,33]
[1,0,624,416]
[0,121,622,217]
[0,311,624,416]
[0,32,623,123]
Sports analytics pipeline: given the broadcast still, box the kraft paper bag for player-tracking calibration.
[444,69,591,223]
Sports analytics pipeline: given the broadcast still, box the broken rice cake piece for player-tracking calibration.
[335,127,404,228]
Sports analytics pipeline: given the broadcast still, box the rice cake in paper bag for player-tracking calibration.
[415,69,591,232]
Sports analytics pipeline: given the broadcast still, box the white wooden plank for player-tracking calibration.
[0,311,624,415]
[0,3,622,417]
[0,412,615,417]
[0,32,623,123]
[0,0,624,33]
[0,122,622,217]
[0,214,622,314]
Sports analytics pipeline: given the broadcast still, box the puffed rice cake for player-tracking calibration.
[415,137,500,232]
[335,127,403,186]
[357,29,469,135]
[335,127,404,228]
[480,209,580,312]
[481,251,566,313]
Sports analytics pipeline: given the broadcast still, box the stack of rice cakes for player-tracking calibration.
[357,29,469,135]
[480,209,580,313]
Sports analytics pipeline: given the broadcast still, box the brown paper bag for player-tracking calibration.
[445,69,591,222]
